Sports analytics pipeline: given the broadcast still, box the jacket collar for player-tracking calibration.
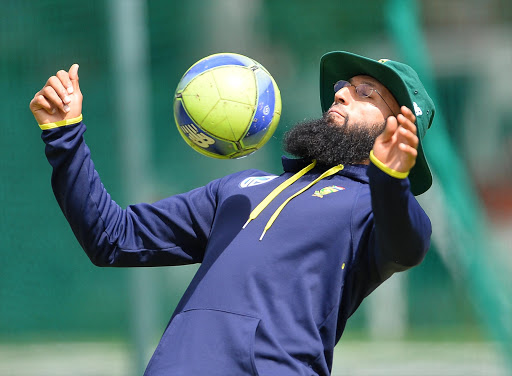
[281,156,369,185]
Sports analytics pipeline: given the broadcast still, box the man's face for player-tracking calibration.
[283,75,400,167]
[327,75,400,129]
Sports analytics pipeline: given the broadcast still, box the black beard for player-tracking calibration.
[283,113,386,167]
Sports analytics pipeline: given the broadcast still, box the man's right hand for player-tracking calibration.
[30,64,82,125]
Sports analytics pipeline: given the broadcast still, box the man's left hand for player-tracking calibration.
[372,106,418,173]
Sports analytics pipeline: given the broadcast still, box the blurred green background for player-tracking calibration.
[1,0,511,375]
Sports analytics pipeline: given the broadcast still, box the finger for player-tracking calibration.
[400,106,416,123]
[68,64,79,92]
[57,69,74,95]
[379,115,398,142]
[41,84,71,114]
[47,75,72,106]
[30,94,57,115]
[399,142,418,158]
[397,113,417,135]
[398,126,419,149]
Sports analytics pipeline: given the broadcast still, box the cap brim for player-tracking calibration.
[320,51,432,195]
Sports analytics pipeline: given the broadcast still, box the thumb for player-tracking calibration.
[69,63,80,92]
[379,115,398,142]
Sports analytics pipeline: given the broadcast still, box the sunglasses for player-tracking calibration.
[334,80,396,116]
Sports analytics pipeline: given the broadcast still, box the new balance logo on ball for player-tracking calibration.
[180,124,215,148]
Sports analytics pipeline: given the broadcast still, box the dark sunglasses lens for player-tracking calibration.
[356,84,372,97]
[334,80,349,93]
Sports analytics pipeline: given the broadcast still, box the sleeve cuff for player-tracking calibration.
[39,114,83,130]
[369,150,409,179]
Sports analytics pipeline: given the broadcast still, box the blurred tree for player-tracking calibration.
[262,0,387,64]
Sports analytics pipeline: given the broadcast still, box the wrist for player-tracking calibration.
[39,114,83,130]
[369,150,409,179]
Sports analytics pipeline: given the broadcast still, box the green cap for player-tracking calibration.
[320,51,435,195]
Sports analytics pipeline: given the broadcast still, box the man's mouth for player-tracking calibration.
[327,108,347,126]
[328,108,345,119]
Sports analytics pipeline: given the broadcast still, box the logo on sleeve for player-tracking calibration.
[312,185,345,198]
[239,176,278,188]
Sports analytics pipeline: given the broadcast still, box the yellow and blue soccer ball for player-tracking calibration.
[173,53,281,159]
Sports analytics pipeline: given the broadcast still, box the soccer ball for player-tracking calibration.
[173,53,281,159]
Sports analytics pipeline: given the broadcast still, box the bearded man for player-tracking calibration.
[30,51,435,376]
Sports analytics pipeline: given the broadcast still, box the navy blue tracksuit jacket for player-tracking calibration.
[42,120,431,376]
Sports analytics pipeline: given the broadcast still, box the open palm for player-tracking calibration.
[372,106,418,173]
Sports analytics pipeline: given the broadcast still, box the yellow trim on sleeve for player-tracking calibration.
[369,150,409,179]
[39,114,83,130]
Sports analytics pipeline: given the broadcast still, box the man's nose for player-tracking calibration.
[334,86,351,104]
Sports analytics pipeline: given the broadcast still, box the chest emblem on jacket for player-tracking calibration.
[239,176,278,188]
[312,185,345,198]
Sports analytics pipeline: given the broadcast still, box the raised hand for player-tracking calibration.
[372,106,418,173]
[29,64,82,125]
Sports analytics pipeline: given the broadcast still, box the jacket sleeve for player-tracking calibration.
[366,162,432,280]
[42,121,218,267]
